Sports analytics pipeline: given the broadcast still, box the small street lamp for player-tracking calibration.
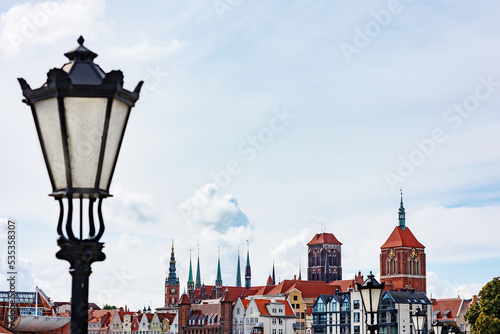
[356,271,385,334]
[18,36,142,334]
[432,321,443,334]
[411,307,427,334]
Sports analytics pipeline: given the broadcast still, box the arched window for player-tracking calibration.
[387,260,391,275]
[408,258,412,275]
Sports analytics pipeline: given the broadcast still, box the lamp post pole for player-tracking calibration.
[18,37,142,334]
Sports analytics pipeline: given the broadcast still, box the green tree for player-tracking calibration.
[102,304,117,310]
[464,277,500,334]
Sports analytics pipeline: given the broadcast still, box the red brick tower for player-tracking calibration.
[220,288,233,334]
[380,195,426,293]
[178,292,191,334]
[307,232,342,282]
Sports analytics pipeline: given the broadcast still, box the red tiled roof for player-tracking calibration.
[380,226,425,249]
[118,311,135,322]
[307,233,342,246]
[252,299,294,317]
[259,280,340,299]
[433,298,463,321]
[157,313,176,323]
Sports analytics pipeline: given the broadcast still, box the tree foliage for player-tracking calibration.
[465,277,500,334]
[102,304,117,310]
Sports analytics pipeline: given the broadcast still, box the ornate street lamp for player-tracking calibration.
[18,36,142,334]
[432,321,443,334]
[411,307,427,334]
[356,271,385,334]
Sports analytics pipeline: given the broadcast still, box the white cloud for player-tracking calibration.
[427,271,484,300]
[102,38,190,60]
[179,183,251,233]
[0,0,106,57]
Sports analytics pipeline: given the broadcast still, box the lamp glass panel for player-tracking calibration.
[64,97,107,189]
[34,97,67,190]
[99,99,130,191]
[370,288,383,313]
[360,288,373,313]
[416,313,425,330]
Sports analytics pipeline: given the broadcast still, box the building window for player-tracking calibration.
[272,318,277,325]
[353,300,360,309]
[237,308,240,314]
[293,296,298,301]
[354,313,360,323]
[353,326,360,334]
[279,330,283,334]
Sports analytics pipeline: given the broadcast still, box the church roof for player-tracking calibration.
[380,226,425,249]
[307,233,342,246]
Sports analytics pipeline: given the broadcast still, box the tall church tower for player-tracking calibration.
[165,241,180,306]
[307,232,342,282]
[380,195,426,293]
[245,241,251,289]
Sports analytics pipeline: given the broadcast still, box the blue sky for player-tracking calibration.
[0,0,499,310]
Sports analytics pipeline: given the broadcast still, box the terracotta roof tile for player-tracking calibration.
[307,233,342,246]
[432,298,463,321]
[380,226,425,249]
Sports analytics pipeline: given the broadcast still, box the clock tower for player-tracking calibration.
[165,241,180,306]
[380,195,426,293]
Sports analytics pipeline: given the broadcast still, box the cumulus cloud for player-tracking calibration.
[102,38,190,60]
[270,228,311,279]
[179,183,250,233]
[427,271,484,300]
[105,183,158,227]
[0,0,106,57]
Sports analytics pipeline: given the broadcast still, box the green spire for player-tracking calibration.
[216,247,223,285]
[399,189,406,230]
[236,247,242,287]
[195,246,201,288]
[187,251,194,287]
[245,241,251,289]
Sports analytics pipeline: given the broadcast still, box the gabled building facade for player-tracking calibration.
[233,297,295,334]
[432,298,470,333]
[378,290,432,334]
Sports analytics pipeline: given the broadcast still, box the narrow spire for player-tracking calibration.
[187,250,194,287]
[216,247,223,285]
[272,259,276,285]
[195,245,201,288]
[399,189,406,230]
[245,241,251,289]
[298,257,302,280]
[167,240,179,284]
[236,247,242,287]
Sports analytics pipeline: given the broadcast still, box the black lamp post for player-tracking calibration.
[432,321,443,334]
[356,271,385,334]
[18,36,142,334]
[411,307,427,334]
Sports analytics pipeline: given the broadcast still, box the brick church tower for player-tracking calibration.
[307,232,342,282]
[380,195,426,293]
[165,241,180,306]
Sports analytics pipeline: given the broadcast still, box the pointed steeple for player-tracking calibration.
[245,241,251,289]
[272,260,276,285]
[187,250,194,288]
[399,189,406,230]
[236,247,242,287]
[298,257,302,280]
[168,240,179,284]
[195,245,201,289]
[216,247,223,285]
